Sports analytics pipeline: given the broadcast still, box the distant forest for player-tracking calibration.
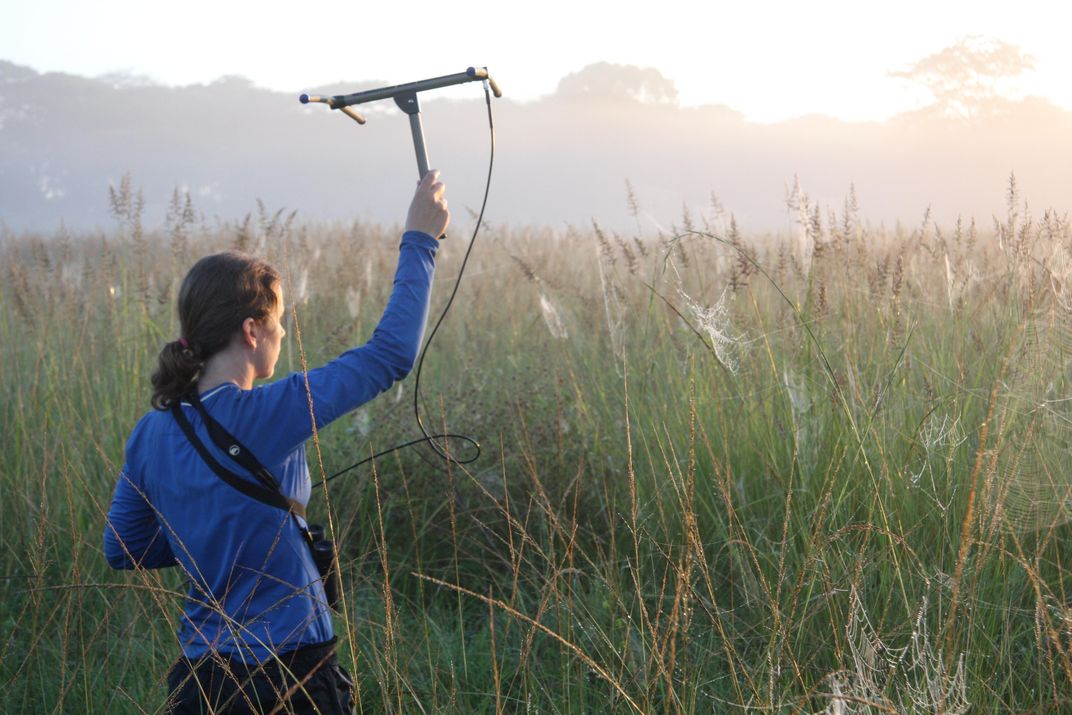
[2,40,1070,234]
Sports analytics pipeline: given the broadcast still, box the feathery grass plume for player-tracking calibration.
[998,171,1020,258]
[708,192,727,236]
[615,235,639,275]
[727,215,755,292]
[810,202,826,259]
[674,233,691,270]
[786,176,815,281]
[913,205,938,262]
[887,251,904,349]
[6,260,34,325]
[841,183,859,246]
[680,202,695,234]
[595,238,626,362]
[592,219,615,268]
[166,187,195,269]
[625,178,643,236]
[29,236,50,275]
[625,178,640,217]
[1047,242,1072,311]
[775,244,788,284]
[962,215,978,259]
[891,251,905,302]
[261,206,298,259]
[107,172,140,232]
[256,198,272,237]
[233,213,253,252]
[632,235,649,259]
[870,253,889,298]
[943,246,980,312]
[826,205,840,248]
[1040,208,1070,250]
[510,254,538,283]
[108,173,150,304]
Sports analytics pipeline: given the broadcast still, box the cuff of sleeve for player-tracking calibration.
[401,230,441,253]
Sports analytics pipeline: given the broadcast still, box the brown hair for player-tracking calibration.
[151,251,281,409]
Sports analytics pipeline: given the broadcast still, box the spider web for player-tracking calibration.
[993,304,1072,534]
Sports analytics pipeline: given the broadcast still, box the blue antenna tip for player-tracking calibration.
[299,94,309,104]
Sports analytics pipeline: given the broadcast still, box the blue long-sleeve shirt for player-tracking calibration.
[103,230,439,663]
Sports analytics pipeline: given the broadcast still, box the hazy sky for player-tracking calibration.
[3,0,1070,122]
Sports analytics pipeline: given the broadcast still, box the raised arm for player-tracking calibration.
[241,171,451,461]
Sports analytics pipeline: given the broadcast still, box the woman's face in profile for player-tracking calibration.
[253,284,286,380]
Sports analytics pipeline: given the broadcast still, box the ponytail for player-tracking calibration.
[150,251,280,409]
[151,340,205,409]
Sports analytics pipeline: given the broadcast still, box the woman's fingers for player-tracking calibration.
[405,170,450,238]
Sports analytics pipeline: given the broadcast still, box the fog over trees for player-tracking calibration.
[2,39,1069,235]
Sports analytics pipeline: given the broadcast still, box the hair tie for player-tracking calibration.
[179,337,189,349]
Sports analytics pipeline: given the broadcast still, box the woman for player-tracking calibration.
[103,171,449,713]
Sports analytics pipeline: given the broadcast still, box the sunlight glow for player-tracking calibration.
[2,0,1069,122]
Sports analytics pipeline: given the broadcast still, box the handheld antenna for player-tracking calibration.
[300,69,500,480]
[300,67,502,179]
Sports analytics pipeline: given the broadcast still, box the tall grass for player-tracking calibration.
[2,178,1071,712]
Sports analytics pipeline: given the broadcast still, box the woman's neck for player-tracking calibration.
[197,346,256,393]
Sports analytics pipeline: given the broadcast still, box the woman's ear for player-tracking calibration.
[241,317,258,349]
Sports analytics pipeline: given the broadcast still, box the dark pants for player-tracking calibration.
[165,639,354,714]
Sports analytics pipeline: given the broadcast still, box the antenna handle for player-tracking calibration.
[466,67,502,98]
[339,106,367,124]
[299,93,366,123]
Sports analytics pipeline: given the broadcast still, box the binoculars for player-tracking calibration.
[306,524,341,610]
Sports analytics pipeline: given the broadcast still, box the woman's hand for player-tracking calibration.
[405,170,450,239]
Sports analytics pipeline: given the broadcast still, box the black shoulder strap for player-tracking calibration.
[186,391,282,492]
[171,396,307,520]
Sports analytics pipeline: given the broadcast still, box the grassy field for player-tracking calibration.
[2,179,1072,713]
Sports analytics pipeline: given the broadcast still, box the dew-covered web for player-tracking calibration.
[816,587,969,714]
[661,237,747,375]
[538,290,569,340]
[994,304,1072,533]
[676,286,742,375]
